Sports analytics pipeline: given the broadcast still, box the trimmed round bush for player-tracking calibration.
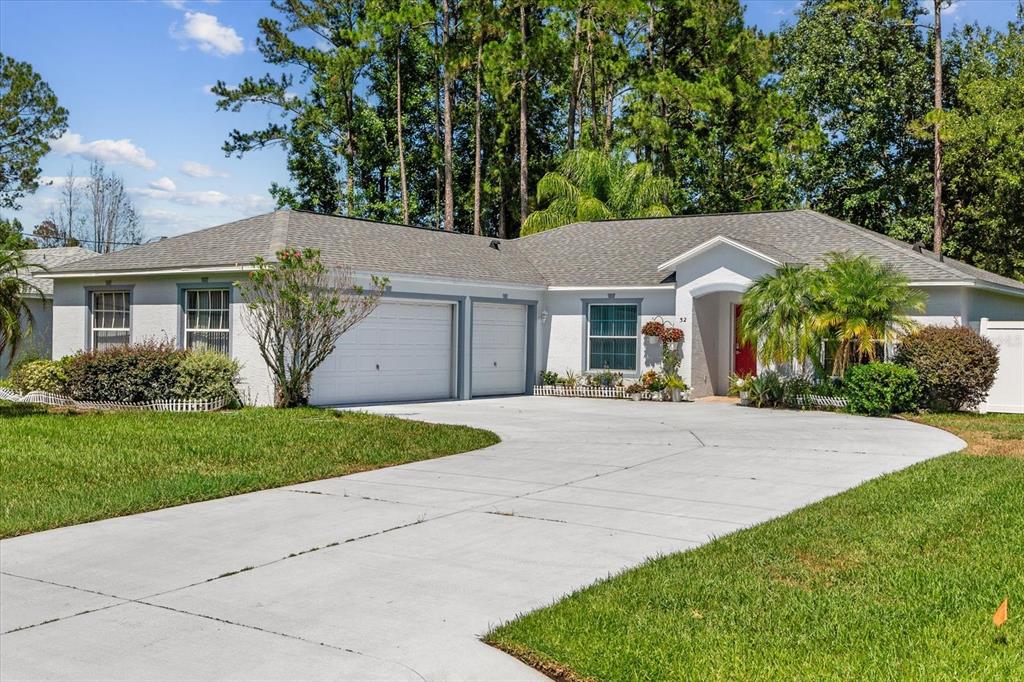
[10,359,68,394]
[843,363,920,416]
[895,325,998,411]
[173,350,242,405]
[64,341,185,403]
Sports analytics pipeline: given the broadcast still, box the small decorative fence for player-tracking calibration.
[796,394,848,409]
[533,385,626,399]
[533,385,688,402]
[0,387,226,413]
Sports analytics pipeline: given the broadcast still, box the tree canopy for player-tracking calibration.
[0,54,68,210]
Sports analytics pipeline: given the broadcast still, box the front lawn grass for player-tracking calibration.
[487,413,1024,680]
[0,404,498,538]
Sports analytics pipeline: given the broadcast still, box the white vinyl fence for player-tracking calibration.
[980,318,1023,414]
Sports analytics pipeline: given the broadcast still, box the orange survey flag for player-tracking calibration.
[993,598,1008,628]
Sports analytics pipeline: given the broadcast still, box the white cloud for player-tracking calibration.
[130,186,273,212]
[149,176,177,192]
[173,11,244,56]
[179,160,228,178]
[51,132,157,170]
[162,0,186,9]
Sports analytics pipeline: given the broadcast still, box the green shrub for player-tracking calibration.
[173,351,242,405]
[780,375,814,408]
[10,359,68,394]
[586,370,623,387]
[747,371,783,408]
[539,370,560,386]
[843,363,920,416]
[65,342,185,403]
[894,325,998,411]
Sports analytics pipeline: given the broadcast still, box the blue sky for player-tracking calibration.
[1,0,1019,240]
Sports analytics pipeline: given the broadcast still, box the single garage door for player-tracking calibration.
[472,302,527,396]
[310,299,454,405]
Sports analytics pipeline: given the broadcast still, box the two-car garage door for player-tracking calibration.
[310,300,455,405]
[310,298,529,406]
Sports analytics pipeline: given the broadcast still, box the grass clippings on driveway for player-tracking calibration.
[0,404,498,538]
[487,413,1024,681]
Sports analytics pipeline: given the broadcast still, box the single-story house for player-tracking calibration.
[2,246,95,375]
[42,209,1024,405]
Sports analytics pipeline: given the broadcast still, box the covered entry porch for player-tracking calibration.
[688,287,755,398]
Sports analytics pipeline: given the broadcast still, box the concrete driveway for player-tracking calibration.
[0,397,964,681]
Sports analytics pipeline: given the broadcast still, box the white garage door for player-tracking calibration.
[310,299,454,405]
[472,303,527,397]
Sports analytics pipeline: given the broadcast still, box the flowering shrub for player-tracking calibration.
[642,319,684,344]
[638,369,667,392]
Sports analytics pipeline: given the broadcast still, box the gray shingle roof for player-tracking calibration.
[516,209,1024,291]
[47,208,1024,293]
[20,247,96,296]
[49,210,548,286]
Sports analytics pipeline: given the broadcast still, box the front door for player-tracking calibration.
[734,304,757,377]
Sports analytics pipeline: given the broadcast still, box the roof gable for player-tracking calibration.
[658,235,803,271]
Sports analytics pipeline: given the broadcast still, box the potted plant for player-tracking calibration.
[665,374,689,402]
[729,373,751,405]
[644,318,685,400]
[625,382,644,401]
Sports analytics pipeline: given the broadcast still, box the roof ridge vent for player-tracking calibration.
[489,239,500,250]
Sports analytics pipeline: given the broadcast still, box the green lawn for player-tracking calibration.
[487,413,1024,681]
[0,403,498,538]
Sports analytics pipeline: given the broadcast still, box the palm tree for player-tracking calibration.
[1,249,42,366]
[520,149,672,235]
[815,253,926,376]
[739,253,927,379]
[739,264,826,376]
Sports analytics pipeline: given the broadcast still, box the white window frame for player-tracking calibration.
[90,290,132,350]
[586,303,639,372]
[183,287,231,354]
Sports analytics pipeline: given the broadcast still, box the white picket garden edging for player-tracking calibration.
[533,385,626,399]
[0,387,226,412]
[533,385,689,402]
[796,394,848,409]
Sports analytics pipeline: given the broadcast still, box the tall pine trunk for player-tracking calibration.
[396,40,409,225]
[932,0,944,256]
[518,2,529,227]
[442,0,455,232]
[345,91,356,215]
[473,36,484,236]
[433,17,442,230]
[567,14,581,150]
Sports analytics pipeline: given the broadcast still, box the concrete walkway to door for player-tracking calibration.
[0,398,964,681]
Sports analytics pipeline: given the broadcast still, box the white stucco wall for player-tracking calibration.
[907,285,1024,329]
[50,272,544,406]
[51,274,275,405]
[0,297,51,376]
[539,287,676,378]
[43,256,1024,405]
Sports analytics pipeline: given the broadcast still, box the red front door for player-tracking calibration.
[734,305,757,377]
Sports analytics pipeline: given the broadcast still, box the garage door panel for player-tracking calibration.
[472,303,527,397]
[311,300,454,405]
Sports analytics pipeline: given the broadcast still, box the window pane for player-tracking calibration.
[184,289,230,352]
[589,305,637,337]
[589,338,637,371]
[94,330,129,350]
[186,330,229,354]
